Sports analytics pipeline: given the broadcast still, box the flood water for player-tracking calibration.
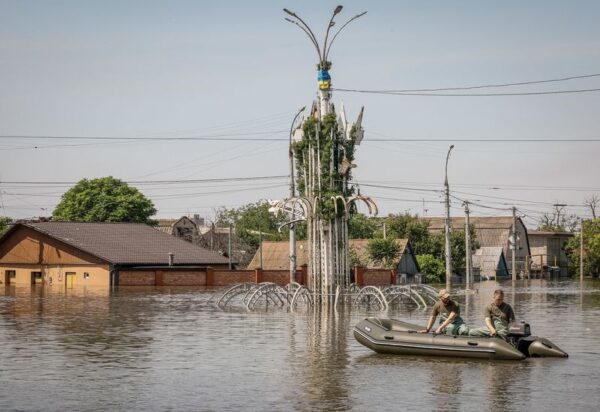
[1,279,599,411]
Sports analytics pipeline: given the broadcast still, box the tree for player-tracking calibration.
[383,213,476,274]
[0,217,12,236]
[539,204,578,232]
[214,201,289,250]
[416,254,445,283]
[348,213,379,239]
[565,218,600,277]
[584,195,599,219]
[53,177,156,223]
[367,238,401,269]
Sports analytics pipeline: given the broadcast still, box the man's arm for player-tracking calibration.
[420,315,436,333]
[485,316,496,336]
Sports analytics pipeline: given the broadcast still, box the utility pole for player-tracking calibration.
[512,206,518,281]
[580,218,584,282]
[383,222,387,239]
[464,201,472,290]
[228,223,232,270]
[289,106,305,284]
[444,145,454,290]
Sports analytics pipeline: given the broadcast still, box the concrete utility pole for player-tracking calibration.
[289,106,306,284]
[464,201,472,290]
[512,206,518,281]
[444,145,454,290]
[228,223,232,270]
[580,218,584,281]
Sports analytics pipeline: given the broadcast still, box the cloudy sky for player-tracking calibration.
[1,0,599,227]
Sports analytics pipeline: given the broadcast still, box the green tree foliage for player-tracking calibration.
[565,218,600,277]
[384,213,478,275]
[348,213,378,239]
[416,254,446,283]
[367,238,401,269]
[214,201,290,250]
[292,113,356,220]
[0,217,12,236]
[52,177,156,223]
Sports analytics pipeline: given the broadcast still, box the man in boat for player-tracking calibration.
[483,289,515,339]
[419,289,469,335]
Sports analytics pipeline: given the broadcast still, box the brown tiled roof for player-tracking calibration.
[22,222,230,266]
[246,239,409,270]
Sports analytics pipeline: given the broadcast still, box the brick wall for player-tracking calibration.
[354,267,394,287]
[210,269,255,286]
[162,271,206,286]
[119,271,156,286]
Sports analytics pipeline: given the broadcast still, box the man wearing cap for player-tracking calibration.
[419,289,469,335]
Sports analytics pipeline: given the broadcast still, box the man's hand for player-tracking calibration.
[435,327,443,334]
[489,328,497,336]
[419,329,429,334]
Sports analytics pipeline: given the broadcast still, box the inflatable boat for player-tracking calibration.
[353,318,568,361]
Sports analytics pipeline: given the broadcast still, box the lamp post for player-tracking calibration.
[289,106,306,284]
[444,145,454,290]
[284,5,366,117]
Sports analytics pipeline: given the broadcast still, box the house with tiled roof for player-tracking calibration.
[0,222,232,287]
[246,238,420,281]
[422,216,531,276]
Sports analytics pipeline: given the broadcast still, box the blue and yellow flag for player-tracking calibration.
[317,69,331,90]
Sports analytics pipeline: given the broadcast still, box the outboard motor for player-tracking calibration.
[509,321,568,358]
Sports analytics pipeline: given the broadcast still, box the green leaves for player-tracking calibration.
[52,177,156,223]
[367,237,401,269]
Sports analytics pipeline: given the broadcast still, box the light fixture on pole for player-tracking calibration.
[444,144,454,291]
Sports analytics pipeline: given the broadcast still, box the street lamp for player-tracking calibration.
[289,106,306,284]
[283,6,366,69]
[444,144,454,290]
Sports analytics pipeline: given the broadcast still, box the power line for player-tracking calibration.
[338,72,600,93]
[333,87,600,97]
[0,175,288,186]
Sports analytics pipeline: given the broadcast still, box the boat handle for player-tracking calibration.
[467,342,479,346]
[384,336,394,340]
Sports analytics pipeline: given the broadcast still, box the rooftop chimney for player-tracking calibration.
[168,252,174,267]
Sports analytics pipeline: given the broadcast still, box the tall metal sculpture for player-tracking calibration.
[276,6,376,304]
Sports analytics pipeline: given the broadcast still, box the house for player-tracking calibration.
[246,238,420,282]
[155,215,202,244]
[154,216,252,268]
[422,216,531,277]
[0,222,232,287]
[471,247,509,280]
[528,230,574,276]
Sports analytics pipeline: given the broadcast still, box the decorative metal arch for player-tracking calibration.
[215,283,256,308]
[353,285,388,311]
[290,285,313,311]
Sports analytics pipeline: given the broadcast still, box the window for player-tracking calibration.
[32,272,42,283]
[6,270,16,279]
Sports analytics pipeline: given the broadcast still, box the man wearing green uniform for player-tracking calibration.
[483,289,515,339]
[420,289,469,335]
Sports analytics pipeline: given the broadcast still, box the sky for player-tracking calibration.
[1,0,600,229]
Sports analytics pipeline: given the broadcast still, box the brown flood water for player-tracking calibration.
[1,279,599,411]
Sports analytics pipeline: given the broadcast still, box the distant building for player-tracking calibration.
[155,216,200,244]
[422,216,531,277]
[528,230,574,276]
[471,247,509,280]
[246,239,420,282]
[0,222,231,287]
